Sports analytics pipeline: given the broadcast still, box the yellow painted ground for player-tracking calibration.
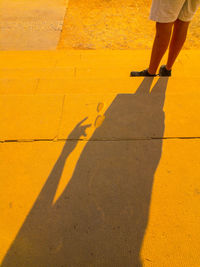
[1,50,200,266]
[1,139,200,267]
[1,0,200,266]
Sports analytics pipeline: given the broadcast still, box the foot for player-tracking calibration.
[159,65,172,76]
[130,68,158,77]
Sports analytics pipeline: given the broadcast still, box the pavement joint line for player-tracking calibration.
[1,137,200,143]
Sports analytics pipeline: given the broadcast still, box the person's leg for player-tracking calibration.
[148,22,174,75]
[166,18,190,70]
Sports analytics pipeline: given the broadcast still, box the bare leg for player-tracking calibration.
[148,22,174,75]
[166,19,190,70]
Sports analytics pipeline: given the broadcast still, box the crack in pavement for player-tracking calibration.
[1,137,200,143]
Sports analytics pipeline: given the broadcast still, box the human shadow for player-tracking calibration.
[2,77,168,267]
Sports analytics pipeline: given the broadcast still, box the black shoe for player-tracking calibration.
[159,65,172,76]
[130,68,158,77]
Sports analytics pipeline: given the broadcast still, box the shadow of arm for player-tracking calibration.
[31,117,91,211]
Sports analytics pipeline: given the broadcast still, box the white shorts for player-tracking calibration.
[150,0,200,23]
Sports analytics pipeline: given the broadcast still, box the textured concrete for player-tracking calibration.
[1,50,200,141]
[1,139,200,266]
[1,0,200,51]
[0,94,64,140]
[1,0,200,266]
[58,0,200,49]
[0,0,68,50]
[1,50,200,267]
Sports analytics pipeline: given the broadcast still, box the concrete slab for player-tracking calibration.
[0,0,68,50]
[0,95,64,140]
[1,50,200,78]
[0,79,38,95]
[0,67,75,80]
[57,77,200,140]
[0,48,200,266]
[1,50,200,141]
[0,50,80,69]
[1,77,200,140]
[0,139,200,266]
[0,49,198,67]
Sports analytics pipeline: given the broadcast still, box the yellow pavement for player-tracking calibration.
[1,50,200,266]
[1,0,200,266]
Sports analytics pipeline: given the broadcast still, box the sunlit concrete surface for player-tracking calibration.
[1,0,200,265]
[0,0,68,50]
[58,0,200,49]
[1,50,200,266]
[1,139,200,267]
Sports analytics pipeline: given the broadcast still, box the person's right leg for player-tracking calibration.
[166,18,190,70]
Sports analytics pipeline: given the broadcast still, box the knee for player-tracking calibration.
[155,23,173,40]
[155,30,171,41]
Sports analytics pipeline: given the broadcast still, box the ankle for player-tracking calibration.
[165,65,172,71]
[147,68,156,75]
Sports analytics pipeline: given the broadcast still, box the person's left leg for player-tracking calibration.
[166,18,190,71]
[148,21,174,75]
